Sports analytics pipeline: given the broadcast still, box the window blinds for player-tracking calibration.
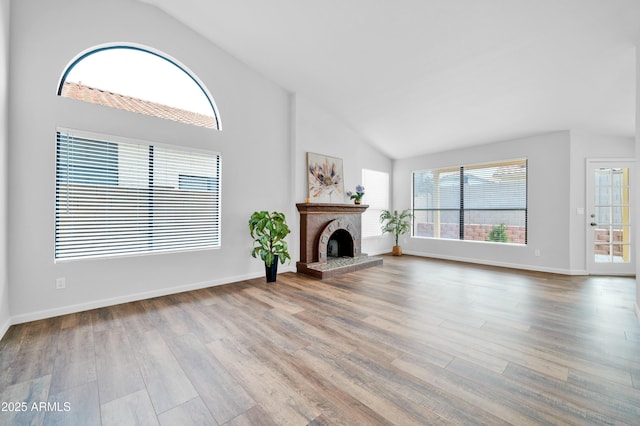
[412,159,527,244]
[55,130,221,260]
[361,169,389,238]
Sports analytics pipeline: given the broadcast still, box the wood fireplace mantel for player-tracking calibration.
[296,203,369,215]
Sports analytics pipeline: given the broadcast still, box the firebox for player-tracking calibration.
[327,229,353,258]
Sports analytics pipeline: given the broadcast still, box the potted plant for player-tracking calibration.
[346,185,365,204]
[380,209,413,256]
[249,211,291,282]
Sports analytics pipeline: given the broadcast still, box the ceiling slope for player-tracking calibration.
[139,0,640,159]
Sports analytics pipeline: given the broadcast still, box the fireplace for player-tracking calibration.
[296,203,382,278]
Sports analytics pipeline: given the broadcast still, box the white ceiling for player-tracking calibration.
[140,0,640,159]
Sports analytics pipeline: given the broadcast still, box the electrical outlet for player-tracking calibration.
[534,249,541,257]
[56,277,66,289]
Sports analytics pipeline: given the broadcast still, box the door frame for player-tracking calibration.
[586,158,635,276]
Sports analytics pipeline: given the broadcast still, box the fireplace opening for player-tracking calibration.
[327,229,354,258]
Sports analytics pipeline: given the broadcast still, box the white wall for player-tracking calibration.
[0,0,10,336]
[394,131,575,274]
[8,0,292,322]
[292,94,394,256]
[636,43,640,320]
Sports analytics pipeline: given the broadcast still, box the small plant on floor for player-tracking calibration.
[380,209,412,256]
[487,223,509,243]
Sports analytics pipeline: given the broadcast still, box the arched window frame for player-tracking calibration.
[54,44,224,261]
[57,43,221,130]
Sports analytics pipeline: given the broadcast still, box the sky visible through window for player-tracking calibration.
[64,48,214,116]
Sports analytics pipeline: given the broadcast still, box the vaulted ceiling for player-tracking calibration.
[139,0,640,159]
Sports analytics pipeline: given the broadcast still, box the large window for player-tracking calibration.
[361,169,389,238]
[413,159,527,244]
[55,129,221,260]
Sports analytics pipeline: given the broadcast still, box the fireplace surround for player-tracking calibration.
[296,203,382,278]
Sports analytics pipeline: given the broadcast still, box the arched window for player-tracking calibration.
[55,45,223,261]
[58,45,221,130]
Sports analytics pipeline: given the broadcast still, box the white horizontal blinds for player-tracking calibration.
[361,169,389,238]
[412,168,461,239]
[462,159,527,243]
[412,159,527,243]
[55,131,221,260]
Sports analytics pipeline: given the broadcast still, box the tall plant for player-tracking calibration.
[249,211,291,267]
[380,209,413,246]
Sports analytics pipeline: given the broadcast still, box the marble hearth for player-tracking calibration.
[296,203,382,278]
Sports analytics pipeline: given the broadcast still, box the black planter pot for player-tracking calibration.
[265,255,278,282]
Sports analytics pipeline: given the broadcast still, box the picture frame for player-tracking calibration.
[307,152,344,203]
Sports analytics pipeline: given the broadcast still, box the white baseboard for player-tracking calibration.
[402,250,586,276]
[10,271,264,325]
[363,250,390,257]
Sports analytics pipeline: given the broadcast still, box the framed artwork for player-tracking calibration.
[307,152,344,203]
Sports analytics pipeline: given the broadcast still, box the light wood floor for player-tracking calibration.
[1,255,639,425]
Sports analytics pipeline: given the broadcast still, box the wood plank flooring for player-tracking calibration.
[1,255,639,425]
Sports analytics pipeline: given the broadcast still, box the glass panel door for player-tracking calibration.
[587,161,634,275]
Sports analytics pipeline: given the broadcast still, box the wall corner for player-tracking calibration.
[635,41,640,320]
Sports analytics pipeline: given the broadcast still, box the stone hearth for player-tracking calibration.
[296,203,382,278]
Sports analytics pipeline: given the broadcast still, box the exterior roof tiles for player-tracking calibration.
[61,81,218,129]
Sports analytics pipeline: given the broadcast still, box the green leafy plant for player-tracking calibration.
[249,211,291,267]
[487,223,509,243]
[380,209,413,246]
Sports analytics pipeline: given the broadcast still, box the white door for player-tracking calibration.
[586,160,634,275]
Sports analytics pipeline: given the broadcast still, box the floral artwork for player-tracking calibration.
[307,152,344,202]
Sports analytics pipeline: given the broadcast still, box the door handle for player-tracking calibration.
[590,222,597,227]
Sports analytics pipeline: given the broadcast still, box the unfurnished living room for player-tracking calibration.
[1,0,640,425]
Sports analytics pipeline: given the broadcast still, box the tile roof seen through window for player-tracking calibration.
[61,81,217,129]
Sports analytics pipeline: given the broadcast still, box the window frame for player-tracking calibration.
[361,169,390,238]
[412,158,528,245]
[57,44,221,130]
